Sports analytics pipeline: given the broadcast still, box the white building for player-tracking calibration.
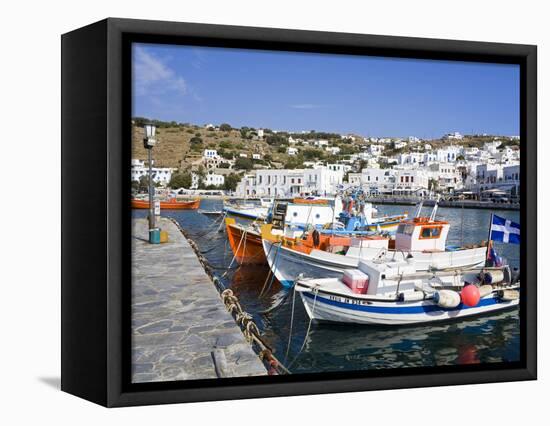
[326,146,341,155]
[252,153,262,160]
[313,139,329,147]
[394,140,408,149]
[287,147,298,156]
[394,169,430,195]
[369,144,385,155]
[397,152,425,166]
[346,172,362,186]
[443,132,464,140]
[191,170,225,189]
[203,149,219,159]
[436,145,462,163]
[131,159,174,186]
[428,163,463,192]
[475,162,520,195]
[484,140,502,155]
[257,129,264,138]
[235,166,343,197]
[361,168,395,195]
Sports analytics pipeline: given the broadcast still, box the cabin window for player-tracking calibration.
[397,224,415,235]
[419,226,442,239]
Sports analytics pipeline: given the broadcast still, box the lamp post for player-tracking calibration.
[143,123,157,242]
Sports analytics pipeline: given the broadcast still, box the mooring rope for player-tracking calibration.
[259,241,282,297]
[284,287,297,363]
[287,286,319,370]
[221,227,247,278]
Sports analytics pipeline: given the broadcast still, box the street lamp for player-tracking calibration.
[143,123,158,243]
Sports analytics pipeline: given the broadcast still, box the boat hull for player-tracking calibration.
[297,287,519,325]
[131,198,200,210]
[262,238,487,288]
[226,219,266,265]
[223,206,267,221]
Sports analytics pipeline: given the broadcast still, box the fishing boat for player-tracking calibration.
[261,202,488,287]
[295,259,519,325]
[131,198,200,210]
[225,218,266,264]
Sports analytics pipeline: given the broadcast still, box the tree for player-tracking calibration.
[219,123,232,132]
[218,162,231,169]
[169,172,192,189]
[266,134,287,146]
[224,173,241,192]
[137,175,161,192]
[190,136,203,145]
[234,157,254,170]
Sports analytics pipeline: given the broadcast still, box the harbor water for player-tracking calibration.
[133,201,520,374]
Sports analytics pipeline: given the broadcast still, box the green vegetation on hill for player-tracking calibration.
[132,118,520,175]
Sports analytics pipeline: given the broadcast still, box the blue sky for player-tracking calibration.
[132,43,519,138]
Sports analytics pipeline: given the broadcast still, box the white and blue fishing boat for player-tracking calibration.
[295,259,520,325]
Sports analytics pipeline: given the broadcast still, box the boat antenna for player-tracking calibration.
[429,194,440,222]
[410,200,424,219]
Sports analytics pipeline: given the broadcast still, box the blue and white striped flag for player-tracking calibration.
[490,214,520,244]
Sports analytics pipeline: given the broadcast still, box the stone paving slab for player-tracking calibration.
[132,217,266,383]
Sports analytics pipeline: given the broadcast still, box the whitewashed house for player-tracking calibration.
[191,170,225,189]
[131,159,174,186]
[436,145,462,163]
[369,144,385,155]
[287,147,298,156]
[235,166,343,197]
[361,168,395,195]
[443,132,464,140]
[394,169,430,196]
[428,163,463,192]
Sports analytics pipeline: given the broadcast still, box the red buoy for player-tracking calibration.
[461,285,481,307]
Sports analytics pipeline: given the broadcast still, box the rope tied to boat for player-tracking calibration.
[287,285,320,370]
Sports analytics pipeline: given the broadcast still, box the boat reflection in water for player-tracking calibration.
[289,309,519,373]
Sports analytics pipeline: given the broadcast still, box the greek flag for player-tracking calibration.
[490,214,520,244]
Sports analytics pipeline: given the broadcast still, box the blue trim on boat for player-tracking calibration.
[302,291,505,314]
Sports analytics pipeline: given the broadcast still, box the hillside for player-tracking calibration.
[131,119,519,171]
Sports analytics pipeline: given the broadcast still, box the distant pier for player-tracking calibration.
[131,217,267,383]
[364,197,520,211]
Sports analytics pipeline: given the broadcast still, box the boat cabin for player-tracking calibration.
[394,218,450,252]
[358,259,419,296]
[271,199,343,229]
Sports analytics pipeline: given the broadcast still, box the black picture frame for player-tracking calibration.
[61,17,537,407]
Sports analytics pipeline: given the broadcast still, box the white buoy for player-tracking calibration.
[483,270,504,284]
[500,289,519,301]
[434,289,461,309]
[478,285,493,298]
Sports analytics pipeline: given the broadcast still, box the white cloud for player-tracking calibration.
[133,46,187,96]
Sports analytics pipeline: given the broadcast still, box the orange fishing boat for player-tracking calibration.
[131,198,201,210]
[225,217,266,264]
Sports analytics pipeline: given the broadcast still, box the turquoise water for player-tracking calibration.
[133,201,520,374]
